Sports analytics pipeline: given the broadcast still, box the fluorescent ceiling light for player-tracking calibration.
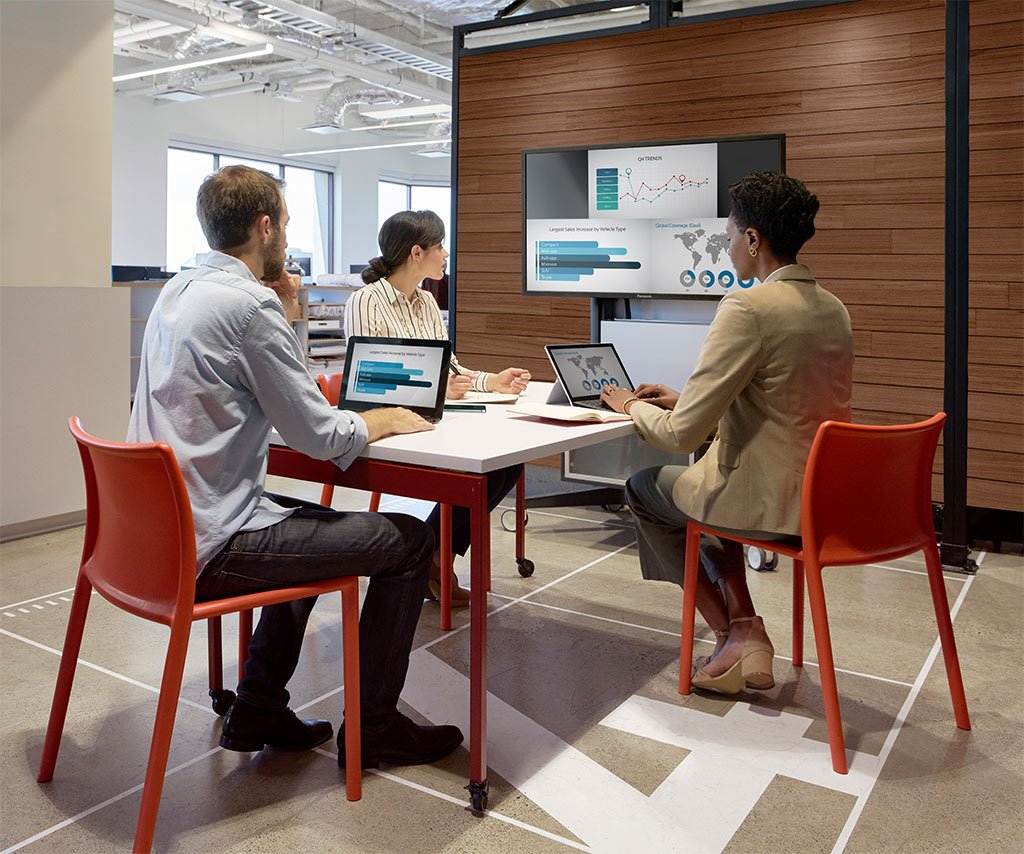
[153,88,206,102]
[360,103,451,120]
[286,137,452,157]
[413,147,450,158]
[302,123,346,134]
[376,117,448,130]
[113,43,274,83]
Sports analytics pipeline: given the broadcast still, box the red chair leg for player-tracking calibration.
[340,584,362,801]
[133,622,193,853]
[440,503,453,632]
[207,617,224,698]
[678,523,701,695]
[922,544,971,730]
[319,483,335,508]
[238,610,253,681]
[368,492,381,513]
[804,559,848,774]
[37,575,93,783]
[792,559,805,667]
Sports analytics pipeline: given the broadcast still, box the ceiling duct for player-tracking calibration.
[304,80,405,134]
[413,119,452,158]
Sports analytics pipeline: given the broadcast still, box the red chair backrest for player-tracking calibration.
[69,417,197,626]
[316,372,344,407]
[802,413,946,566]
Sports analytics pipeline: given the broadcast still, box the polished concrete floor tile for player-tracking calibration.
[3,476,1022,853]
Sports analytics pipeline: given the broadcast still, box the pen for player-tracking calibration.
[449,358,459,376]
[444,404,486,412]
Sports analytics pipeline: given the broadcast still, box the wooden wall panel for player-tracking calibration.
[455,0,1022,511]
[968,0,1024,512]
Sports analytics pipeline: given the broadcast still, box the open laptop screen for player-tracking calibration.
[545,343,634,404]
[338,336,451,422]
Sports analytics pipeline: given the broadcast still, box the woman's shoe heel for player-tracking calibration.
[741,648,776,690]
[691,658,745,695]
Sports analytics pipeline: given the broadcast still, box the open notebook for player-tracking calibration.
[444,390,520,406]
[511,402,631,423]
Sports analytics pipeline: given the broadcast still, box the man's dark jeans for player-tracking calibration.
[196,494,433,730]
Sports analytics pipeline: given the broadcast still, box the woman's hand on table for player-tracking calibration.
[634,383,680,410]
[488,367,531,395]
[447,373,474,399]
[600,385,637,414]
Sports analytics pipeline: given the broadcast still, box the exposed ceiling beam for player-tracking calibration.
[113,0,450,104]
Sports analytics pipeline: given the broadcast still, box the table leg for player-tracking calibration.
[467,475,489,813]
[440,503,452,632]
[514,469,534,578]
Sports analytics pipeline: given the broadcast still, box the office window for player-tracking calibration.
[166,147,333,277]
[166,148,215,272]
[378,180,452,246]
[378,180,409,234]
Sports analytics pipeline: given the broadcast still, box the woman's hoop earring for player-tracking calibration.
[748,246,758,258]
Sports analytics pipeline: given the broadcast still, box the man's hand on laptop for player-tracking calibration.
[361,408,435,442]
[489,367,531,395]
[447,374,474,399]
[634,383,680,410]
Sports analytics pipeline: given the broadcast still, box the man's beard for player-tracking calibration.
[261,230,286,281]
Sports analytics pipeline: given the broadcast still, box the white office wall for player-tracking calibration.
[0,0,129,536]
[1,0,112,286]
[111,94,451,271]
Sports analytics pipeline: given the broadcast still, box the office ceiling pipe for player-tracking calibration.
[114,0,451,105]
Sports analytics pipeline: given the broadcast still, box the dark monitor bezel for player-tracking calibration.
[337,336,452,423]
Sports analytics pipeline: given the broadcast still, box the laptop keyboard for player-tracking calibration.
[575,399,607,410]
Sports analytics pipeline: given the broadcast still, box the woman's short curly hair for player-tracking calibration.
[728,171,819,258]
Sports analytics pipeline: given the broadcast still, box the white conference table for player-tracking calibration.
[268,382,635,812]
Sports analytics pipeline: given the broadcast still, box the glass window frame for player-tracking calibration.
[377,176,452,245]
[167,143,334,274]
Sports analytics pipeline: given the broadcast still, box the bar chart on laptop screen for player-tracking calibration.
[348,344,443,407]
[354,361,431,396]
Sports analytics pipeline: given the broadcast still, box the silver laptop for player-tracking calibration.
[544,343,635,409]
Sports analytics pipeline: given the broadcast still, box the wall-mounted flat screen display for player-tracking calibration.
[522,135,784,298]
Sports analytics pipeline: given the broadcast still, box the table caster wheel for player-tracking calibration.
[747,548,778,572]
[466,779,489,814]
[500,509,529,532]
[210,688,235,716]
[517,558,535,577]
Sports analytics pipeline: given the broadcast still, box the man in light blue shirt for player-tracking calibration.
[129,165,462,768]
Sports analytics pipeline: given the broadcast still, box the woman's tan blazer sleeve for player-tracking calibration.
[629,296,763,454]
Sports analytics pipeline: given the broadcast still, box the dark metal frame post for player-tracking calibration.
[941,0,976,573]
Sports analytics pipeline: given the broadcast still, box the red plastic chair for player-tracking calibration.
[678,413,970,774]
[38,419,362,853]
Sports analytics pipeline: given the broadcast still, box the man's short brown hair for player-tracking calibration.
[197,165,285,251]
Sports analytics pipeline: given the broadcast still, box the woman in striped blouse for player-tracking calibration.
[345,210,531,606]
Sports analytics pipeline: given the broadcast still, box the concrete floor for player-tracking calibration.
[1,469,1021,853]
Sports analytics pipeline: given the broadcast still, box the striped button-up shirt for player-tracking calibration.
[343,278,490,392]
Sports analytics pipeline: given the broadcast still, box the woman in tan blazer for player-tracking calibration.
[601,172,853,695]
